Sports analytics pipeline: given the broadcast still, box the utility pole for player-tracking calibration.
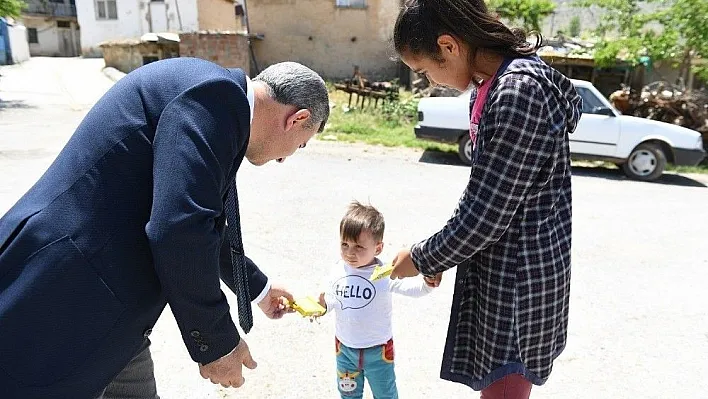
[240,0,260,75]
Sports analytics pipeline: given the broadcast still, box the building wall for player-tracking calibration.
[77,0,199,57]
[198,0,238,31]
[138,0,200,33]
[20,0,80,57]
[646,61,699,88]
[21,17,62,56]
[179,32,250,74]
[7,23,30,63]
[247,0,400,80]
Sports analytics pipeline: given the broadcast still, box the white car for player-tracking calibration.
[414,79,706,181]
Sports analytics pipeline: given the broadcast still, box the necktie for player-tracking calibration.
[224,181,253,333]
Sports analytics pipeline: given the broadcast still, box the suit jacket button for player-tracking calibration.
[191,330,201,338]
[143,328,153,338]
[199,344,209,352]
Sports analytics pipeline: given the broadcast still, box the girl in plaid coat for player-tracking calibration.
[389,0,583,398]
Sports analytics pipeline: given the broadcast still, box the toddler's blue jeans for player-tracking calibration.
[335,337,398,399]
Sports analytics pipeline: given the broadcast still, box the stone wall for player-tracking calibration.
[100,41,179,74]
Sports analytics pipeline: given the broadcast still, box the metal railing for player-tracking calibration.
[24,2,77,17]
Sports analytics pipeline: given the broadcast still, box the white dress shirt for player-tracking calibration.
[244,76,270,305]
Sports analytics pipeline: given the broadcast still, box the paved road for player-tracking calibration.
[2,58,707,398]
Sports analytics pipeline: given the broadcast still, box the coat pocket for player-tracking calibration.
[0,236,125,387]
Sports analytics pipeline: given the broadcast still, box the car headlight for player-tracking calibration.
[697,136,705,150]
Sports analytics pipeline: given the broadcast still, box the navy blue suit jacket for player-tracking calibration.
[0,57,267,398]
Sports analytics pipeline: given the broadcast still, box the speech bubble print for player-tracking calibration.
[332,275,377,310]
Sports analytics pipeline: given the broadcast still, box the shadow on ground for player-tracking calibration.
[418,149,707,188]
[0,98,35,111]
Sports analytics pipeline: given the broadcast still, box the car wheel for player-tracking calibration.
[458,134,472,165]
[621,143,667,181]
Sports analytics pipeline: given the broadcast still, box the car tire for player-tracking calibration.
[621,143,667,181]
[458,134,472,165]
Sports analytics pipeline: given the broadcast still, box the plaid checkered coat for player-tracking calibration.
[411,55,582,390]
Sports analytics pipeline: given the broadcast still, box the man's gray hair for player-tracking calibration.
[253,62,330,132]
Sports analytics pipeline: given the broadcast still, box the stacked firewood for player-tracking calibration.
[410,75,461,98]
[609,82,708,149]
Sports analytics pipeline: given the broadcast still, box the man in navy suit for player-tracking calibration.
[0,57,330,398]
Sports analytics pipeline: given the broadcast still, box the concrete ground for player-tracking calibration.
[1,58,707,399]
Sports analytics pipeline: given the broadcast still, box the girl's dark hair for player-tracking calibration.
[393,0,542,61]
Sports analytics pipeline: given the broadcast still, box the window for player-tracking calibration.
[96,0,118,20]
[576,87,607,114]
[57,21,71,28]
[27,28,38,44]
[335,0,367,8]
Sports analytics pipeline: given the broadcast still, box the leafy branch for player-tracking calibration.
[0,0,26,19]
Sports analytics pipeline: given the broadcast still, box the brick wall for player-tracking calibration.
[179,32,250,75]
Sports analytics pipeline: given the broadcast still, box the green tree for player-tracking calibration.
[568,15,581,37]
[575,0,708,82]
[0,0,25,18]
[487,0,556,32]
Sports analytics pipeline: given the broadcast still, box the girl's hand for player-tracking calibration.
[423,273,442,288]
[390,248,420,279]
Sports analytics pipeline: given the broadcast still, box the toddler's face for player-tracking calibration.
[340,230,382,268]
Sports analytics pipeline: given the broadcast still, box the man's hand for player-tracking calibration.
[390,248,420,279]
[199,339,256,388]
[257,285,295,319]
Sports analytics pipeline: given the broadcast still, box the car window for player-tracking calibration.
[576,87,607,114]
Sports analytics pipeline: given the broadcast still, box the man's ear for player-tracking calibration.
[285,109,311,132]
[375,241,384,256]
[437,34,461,57]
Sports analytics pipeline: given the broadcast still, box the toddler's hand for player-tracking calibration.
[318,292,327,310]
[423,273,442,288]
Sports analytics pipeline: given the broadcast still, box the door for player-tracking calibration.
[57,21,77,57]
[149,1,168,32]
[59,29,72,57]
[570,86,621,157]
[0,21,7,65]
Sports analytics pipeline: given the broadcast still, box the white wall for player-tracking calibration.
[138,0,199,36]
[7,24,30,63]
[77,0,140,56]
[148,2,168,32]
[22,17,61,56]
[77,0,199,57]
